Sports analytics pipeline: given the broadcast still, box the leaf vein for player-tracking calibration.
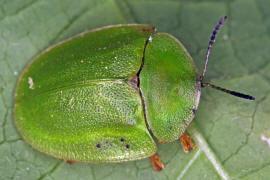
[190,125,231,180]
[0,0,37,22]
[222,95,268,164]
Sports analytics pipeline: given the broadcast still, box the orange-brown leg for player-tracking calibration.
[150,154,164,171]
[65,160,76,165]
[180,132,195,153]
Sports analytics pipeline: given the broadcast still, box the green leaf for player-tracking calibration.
[1,0,269,179]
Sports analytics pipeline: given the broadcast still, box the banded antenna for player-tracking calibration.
[200,16,255,101]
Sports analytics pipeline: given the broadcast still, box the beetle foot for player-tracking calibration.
[65,160,76,165]
[180,132,195,153]
[150,154,164,171]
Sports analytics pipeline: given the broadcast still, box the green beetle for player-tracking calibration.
[14,16,254,171]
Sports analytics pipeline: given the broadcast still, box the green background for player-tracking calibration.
[0,0,270,179]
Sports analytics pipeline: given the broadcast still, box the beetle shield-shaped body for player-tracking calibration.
[14,25,199,162]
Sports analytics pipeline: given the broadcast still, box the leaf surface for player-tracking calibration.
[1,0,270,179]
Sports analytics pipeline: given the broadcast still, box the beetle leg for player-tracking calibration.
[180,132,195,152]
[150,154,164,171]
[65,160,76,165]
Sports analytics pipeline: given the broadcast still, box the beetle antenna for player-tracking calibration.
[200,16,227,82]
[200,16,255,101]
[201,83,255,101]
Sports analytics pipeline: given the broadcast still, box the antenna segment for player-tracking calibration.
[200,16,255,101]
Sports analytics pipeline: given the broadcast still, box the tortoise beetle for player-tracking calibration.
[14,16,254,171]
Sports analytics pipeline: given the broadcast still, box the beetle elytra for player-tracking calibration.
[14,16,254,171]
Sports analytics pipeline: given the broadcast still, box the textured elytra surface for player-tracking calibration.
[15,82,157,162]
[1,0,270,180]
[15,25,154,100]
[14,25,157,162]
